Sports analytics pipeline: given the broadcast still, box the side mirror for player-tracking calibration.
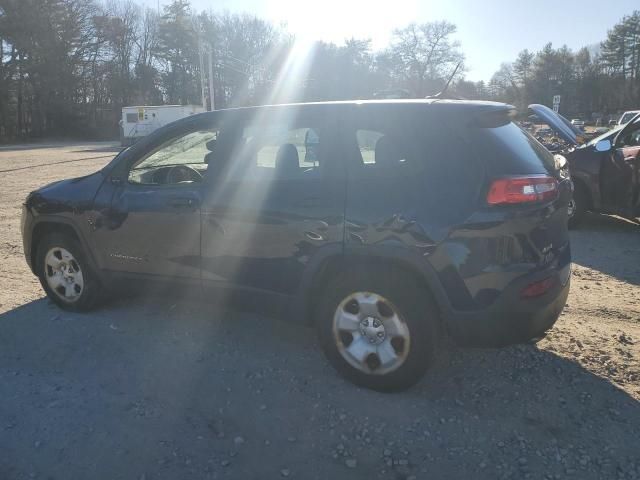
[595,139,612,152]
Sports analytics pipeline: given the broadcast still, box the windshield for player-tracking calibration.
[620,112,640,124]
[585,126,622,146]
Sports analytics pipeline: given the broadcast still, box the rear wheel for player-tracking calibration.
[36,233,102,311]
[315,268,439,392]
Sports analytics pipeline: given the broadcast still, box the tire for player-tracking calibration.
[315,267,439,392]
[36,232,102,311]
[568,183,588,229]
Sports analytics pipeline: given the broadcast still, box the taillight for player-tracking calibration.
[486,175,559,205]
[521,276,555,298]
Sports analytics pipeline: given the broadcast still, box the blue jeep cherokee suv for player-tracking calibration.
[22,100,572,391]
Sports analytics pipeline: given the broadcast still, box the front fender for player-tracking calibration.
[25,214,102,279]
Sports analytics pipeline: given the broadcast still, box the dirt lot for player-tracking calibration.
[1,142,639,480]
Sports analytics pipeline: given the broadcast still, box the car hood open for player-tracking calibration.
[528,104,587,146]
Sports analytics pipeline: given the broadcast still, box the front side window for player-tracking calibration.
[128,130,219,185]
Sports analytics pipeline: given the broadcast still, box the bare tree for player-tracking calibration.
[384,21,464,97]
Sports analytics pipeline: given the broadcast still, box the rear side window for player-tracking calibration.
[246,126,322,171]
[356,129,411,168]
[467,122,556,175]
[347,110,425,178]
[346,106,486,223]
[225,116,326,181]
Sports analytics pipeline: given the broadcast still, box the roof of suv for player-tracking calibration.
[204,99,515,115]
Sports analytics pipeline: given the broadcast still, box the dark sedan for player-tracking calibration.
[530,104,640,226]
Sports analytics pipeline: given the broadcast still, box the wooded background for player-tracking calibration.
[1,0,639,141]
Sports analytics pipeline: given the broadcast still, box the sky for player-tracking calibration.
[140,0,638,81]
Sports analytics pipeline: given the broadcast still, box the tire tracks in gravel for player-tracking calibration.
[0,154,113,173]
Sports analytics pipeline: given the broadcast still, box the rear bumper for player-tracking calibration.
[445,262,571,347]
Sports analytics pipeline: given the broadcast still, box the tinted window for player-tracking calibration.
[466,122,555,175]
[347,109,424,178]
[126,113,138,123]
[347,106,485,222]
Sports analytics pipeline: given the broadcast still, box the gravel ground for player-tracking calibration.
[1,142,639,480]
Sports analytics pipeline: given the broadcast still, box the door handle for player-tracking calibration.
[305,231,324,241]
[168,197,197,208]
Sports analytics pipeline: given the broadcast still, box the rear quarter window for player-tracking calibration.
[466,121,555,176]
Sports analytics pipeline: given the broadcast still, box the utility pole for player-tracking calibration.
[208,47,215,111]
[198,41,207,110]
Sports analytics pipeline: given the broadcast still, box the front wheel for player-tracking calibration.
[36,233,102,311]
[315,269,439,392]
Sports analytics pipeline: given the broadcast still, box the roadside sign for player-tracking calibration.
[552,95,561,113]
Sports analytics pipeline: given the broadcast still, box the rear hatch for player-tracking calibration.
[462,105,571,276]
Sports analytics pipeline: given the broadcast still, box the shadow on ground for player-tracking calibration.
[1,296,639,479]
[78,145,124,153]
[570,212,640,285]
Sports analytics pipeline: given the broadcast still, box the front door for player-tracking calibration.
[200,107,346,296]
[93,125,218,279]
[602,118,640,215]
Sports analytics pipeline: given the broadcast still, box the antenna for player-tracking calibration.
[428,61,463,99]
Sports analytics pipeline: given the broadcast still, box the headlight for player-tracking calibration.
[553,154,570,179]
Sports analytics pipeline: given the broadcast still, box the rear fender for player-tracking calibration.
[292,244,454,326]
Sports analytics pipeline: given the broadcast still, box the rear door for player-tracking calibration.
[341,104,484,244]
[200,106,346,296]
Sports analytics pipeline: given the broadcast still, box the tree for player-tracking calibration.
[154,0,200,104]
[133,8,162,104]
[383,21,464,97]
[200,11,285,108]
[2,0,640,142]
[512,49,534,108]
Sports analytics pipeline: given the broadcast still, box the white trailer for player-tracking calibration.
[120,105,205,146]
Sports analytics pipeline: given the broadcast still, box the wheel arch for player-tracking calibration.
[294,247,453,328]
[29,217,98,276]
